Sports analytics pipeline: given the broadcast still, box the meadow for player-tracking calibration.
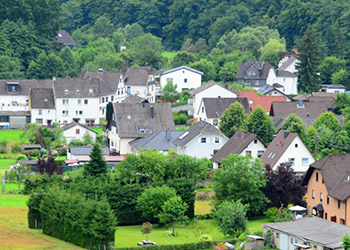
[0,130,28,143]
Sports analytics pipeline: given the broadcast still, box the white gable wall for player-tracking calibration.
[266,69,277,86]
[272,136,315,173]
[63,125,96,143]
[239,140,266,158]
[0,95,28,111]
[160,69,202,92]
[275,76,298,95]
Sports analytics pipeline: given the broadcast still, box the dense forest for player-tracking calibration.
[1,0,350,88]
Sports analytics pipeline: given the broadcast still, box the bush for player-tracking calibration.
[0,140,8,153]
[11,143,22,154]
[27,149,40,158]
[16,154,28,161]
[59,148,67,156]
[23,174,64,195]
[173,112,188,125]
[27,192,43,229]
[264,207,293,222]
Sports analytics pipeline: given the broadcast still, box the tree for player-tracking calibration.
[314,112,342,132]
[158,196,188,236]
[281,113,307,141]
[83,143,108,176]
[343,234,350,250]
[37,157,63,176]
[27,52,64,79]
[260,38,286,66]
[83,132,94,145]
[190,59,216,82]
[160,81,178,102]
[141,222,153,240]
[334,93,350,114]
[137,185,177,223]
[171,52,194,68]
[244,106,275,144]
[92,16,114,39]
[219,102,246,138]
[296,26,321,94]
[0,56,24,79]
[318,57,345,84]
[264,162,306,208]
[214,200,248,238]
[213,154,267,216]
[8,163,27,191]
[305,126,317,154]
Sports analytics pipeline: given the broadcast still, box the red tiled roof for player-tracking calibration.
[238,90,285,112]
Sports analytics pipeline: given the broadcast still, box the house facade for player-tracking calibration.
[190,81,237,119]
[261,130,315,173]
[173,121,228,159]
[62,122,97,143]
[160,66,203,93]
[236,61,276,89]
[29,88,56,126]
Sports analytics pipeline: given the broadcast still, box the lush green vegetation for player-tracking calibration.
[0,130,27,143]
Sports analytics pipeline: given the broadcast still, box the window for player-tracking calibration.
[276,233,279,239]
[327,196,330,204]
[320,192,323,202]
[166,78,173,83]
[85,119,95,127]
[36,118,43,125]
[38,109,42,115]
[106,97,108,102]
[302,157,309,165]
[111,96,114,101]
[338,200,341,209]
[62,99,69,105]
[312,190,315,199]
[84,99,88,105]
[254,139,258,144]
[215,138,220,144]
[184,78,188,83]
[288,158,295,165]
[295,143,298,148]
[201,138,206,144]
[258,151,264,157]
[102,97,105,103]
[213,119,218,126]
[62,110,69,116]
[341,219,346,225]
[246,150,252,156]
[316,172,319,182]
[202,106,204,113]
[325,213,327,220]
[127,86,131,95]
[77,99,82,105]
[76,129,80,135]
[76,110,83,115]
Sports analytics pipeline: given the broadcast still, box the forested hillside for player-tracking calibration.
[1,0,350,86]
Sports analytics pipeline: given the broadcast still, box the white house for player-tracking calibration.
[211,130,267,170]
[261,130,315,173]
[320,84,345,93]
[160,66,203,93]
[67,146,109,160]
[173,121,228,159]
[190,81,237,119]
[275,55,299,95]
[62,122,97,143]
[106,102,175,155]
[29,88,56,126]
[54,77,101,126]
[196,97,250,126]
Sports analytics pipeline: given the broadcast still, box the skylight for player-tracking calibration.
[178,131,189,140]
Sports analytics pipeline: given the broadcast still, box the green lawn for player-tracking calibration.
[195,200,212,215]
[91,127,103,136]
[0,159,16,169]
[0,130,28,143]
[162,51,177,59]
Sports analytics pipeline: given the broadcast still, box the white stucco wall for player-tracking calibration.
[272,136,315,173]
[275,76,298,95]
[177,133,228,159]
[160,69,202,92]
[239,140,266,158]
[56,97,100,125]
[325,88,345,93]
[31,108,56,125]
[266,69,277,86]
[99,94,116,118]
[0,95,29,111]
[63,125,97,143]
[193,85,236,120]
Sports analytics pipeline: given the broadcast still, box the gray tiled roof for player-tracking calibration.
[110,102,175,138]
[62,121,97,134]
[0,79,52,96]
[80,70,121,92]
[264,216,350,248]
[189,81,218,96]
[122,94,147,103]
[270,101,330,118]
[130,130,183,151]
[211,130,266,164]
[29,88,55,109]
[54,77,100,98]
[236,61,273,79]
[69,146,109,155]
[174,121,222,147]
[276,69,297,77]
[162,66,203,76]
[122,67,158,86]
[0,111,31,116]
[201,97,250,118]
[57,30,75,46]
[278,55,297,71]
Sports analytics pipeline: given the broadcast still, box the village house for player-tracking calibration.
[57,30,75,49]
[106,102,175,155]
[62,121,97,143]
[258,85,292,102]
[260,130,315,173]
[239,90,286,114]
[303,154,350,226]
[196,97,250,126]
[275,51,299,95]
[173,120,228,159]
[29,88,56,126]
[211,130,267,169]
[160,65,203,93]
[263,216,350,250]
[190,81,237,119]
[320,84,345,93]
[236,61,276,89]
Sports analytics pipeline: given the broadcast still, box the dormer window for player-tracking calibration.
[64,89,69,94]
[89,89,93,93]
[6,82,19,93]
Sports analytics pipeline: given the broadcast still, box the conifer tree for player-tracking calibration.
[296,26,321,93]
[84,143,108,176]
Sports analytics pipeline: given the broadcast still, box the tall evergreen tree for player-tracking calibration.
[296,26,321,94]
[84,143,108,176]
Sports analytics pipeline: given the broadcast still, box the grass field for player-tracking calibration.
[0,130,28,143]
[195,200,212,215]
[91,127,103,136]
[162,51,177,58]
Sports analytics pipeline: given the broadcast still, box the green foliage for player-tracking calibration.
[83,143,108,177]
[0,139,8,153]
[160,82,178,102]
[213,154,267,216]
[158,196,188,235]
[260,38,286,66]
[334,93,350,114]
[190,59,216,82]
[137,185,177,223]
[281,113,307,141]
[141,222,153,240]
[27,192,43,229]
[8,163,28,191]
[318,56,346,84]
[214,200,248,238]
[83,131,94,145]
[27,52,64,79]
[343,234,350,250]
[219,102,246,138]
[314,112,342,132]
[244,106,275,144]
[264,207,293,222]
[11,143,22,154]
[173,112,188,125]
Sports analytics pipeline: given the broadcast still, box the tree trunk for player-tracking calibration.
[172,222,175,236]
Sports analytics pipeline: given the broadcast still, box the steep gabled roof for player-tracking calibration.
[0,79,52,96]
[162,66,203,76]
[69,146,109,155]
[130,130,183,151]
[276,69,297,77]
[278,55,297,71]
[304,154,350,201]
[53,77,100,98]
[200,97,250,118]
[189,81,218,95]
[270,101,330,118]
[260,130,299,167]
[258,85,292,100]
[122,94,148,104]
[109,102,175,138]
[239,91,286,112]
[122,67,158,86]
[29,88,55,109]
[80,70,121,92]
[57,30,75,46]
[211,130,266,164]
[62,121,97,134]
[236,61,274,79]
[173,121,223,147]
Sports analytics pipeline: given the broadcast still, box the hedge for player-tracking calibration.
[39,186,117,250]
[115,240,235,250]
[27,192,43,229]
[170,101,187,108]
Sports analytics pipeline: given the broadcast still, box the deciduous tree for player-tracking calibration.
[219,102,246,138]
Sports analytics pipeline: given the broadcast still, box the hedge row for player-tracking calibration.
[30,186,117,250]
[115,240,235,250]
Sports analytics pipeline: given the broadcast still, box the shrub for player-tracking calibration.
[27,149,40,158]
[173,112,188,125]
[265,207,293,222]
[59,148,67,156]
[27,192,43,229]
[11,143,22,154]
[0,140,8,153]
[16,154,28,161]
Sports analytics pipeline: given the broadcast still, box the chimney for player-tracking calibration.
[166,129,171,140]
[141,101,145,108]
[150,106,154,119]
